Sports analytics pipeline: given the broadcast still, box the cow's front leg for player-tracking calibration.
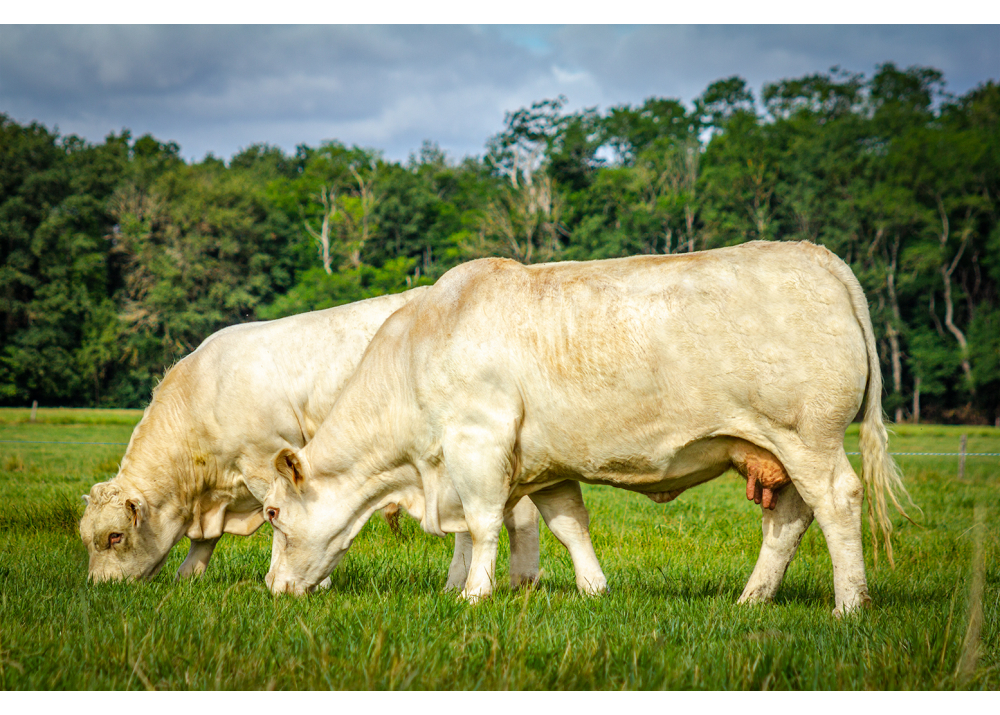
[445,532,473,591]
[175,537,220,580]
[443,423,515,603]
[530,481,608,595]
[461,512,504,603]
[505,496,541,589]
[739,483,813,604]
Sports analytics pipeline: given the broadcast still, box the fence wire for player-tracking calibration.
[845,452,1000,457]
[1,440,130,446]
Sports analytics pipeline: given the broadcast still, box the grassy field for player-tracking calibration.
[0,408,997,690]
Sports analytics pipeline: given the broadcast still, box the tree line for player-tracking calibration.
[2,63,998,424]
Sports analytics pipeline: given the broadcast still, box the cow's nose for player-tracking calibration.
[267,573,312,596]
[266,570,294,595]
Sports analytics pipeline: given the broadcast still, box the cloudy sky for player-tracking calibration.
[2,19,998,163]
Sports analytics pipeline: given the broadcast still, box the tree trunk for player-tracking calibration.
[912,376,921,425]
[320,211,332,274]
[884,234,904,421]
[941,260,973,389]
[685,205,696,253]
[887,319,903,423]
[684,143,697,252]
[937,199,975,394]
[928,291,946,337]
[349,163,378,269]
[304,187,334,274]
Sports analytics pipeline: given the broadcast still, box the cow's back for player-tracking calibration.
[122,287,429,499]
[398,242,867,487]
[189,288,428,445]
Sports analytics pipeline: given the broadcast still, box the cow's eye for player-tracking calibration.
[108,533,123,547]
[266,507,279,522]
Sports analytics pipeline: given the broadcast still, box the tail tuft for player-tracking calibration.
[858,408,919,568]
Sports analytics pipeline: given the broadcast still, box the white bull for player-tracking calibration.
[262,241,912,616]
[79,288,542,589]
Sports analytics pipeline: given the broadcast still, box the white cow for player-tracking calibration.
[79,287,542,589]
[262,241,912,616]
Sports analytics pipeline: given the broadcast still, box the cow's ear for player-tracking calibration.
[274,448,305,490]
[81,494,90,506]
[125,497,145,527]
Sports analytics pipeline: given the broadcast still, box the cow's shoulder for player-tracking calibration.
[433,257,525,294]
[397,258,523,324]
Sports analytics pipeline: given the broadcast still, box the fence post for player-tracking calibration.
[958,434,968,481]
[30,400,38,423]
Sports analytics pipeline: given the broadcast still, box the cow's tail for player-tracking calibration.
[810,243,917,568]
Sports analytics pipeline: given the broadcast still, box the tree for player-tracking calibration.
[2,66,998,421]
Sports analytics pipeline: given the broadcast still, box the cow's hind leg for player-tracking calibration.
[738,483,813,604]
[175,537,220,580]
[780,447,871,616]
[506,496,541,590]
[529,481,608,595]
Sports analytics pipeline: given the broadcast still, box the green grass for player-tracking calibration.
[1,409,997,689]
[0,407,144,426]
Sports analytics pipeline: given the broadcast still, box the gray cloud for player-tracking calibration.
[548,25,1000,107]
[1,25,997,162]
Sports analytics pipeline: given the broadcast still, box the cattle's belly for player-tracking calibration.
[514,436,781,499]
[517,437,753,493]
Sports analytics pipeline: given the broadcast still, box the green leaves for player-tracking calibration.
[1,66,998,422]
[259,258,430,321]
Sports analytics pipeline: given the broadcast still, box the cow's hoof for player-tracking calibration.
[510,572,540,591]
[459,589,490,604]
[175,563,206,580]
[578,576,609,596]
[833,592,872,618]
[737,588,774,605]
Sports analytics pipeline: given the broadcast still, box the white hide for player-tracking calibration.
[79,287,543,586]
[263,241,911,616]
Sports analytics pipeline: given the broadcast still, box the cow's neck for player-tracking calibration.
[118,392,226,523]
[307,338,419,490]
[306,419,449,537]
[301,323,440,528]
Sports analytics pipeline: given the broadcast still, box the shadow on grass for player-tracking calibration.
[0,493,84,534]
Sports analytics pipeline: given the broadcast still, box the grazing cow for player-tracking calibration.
[79,287,543,589]
[262,241,912,616]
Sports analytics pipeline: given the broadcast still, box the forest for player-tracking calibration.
[1,63,998,424]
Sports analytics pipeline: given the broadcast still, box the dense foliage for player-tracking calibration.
[2,63,998,423]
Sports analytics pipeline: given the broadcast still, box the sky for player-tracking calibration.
[2,17,999,164]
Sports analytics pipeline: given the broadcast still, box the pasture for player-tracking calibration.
[0,408,997,690]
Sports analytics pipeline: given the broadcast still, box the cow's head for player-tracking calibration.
[263,447,374,595]
[79,481,183,582]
